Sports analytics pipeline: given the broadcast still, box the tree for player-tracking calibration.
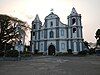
[0,14,29,50]
[95,29,100,46]
[84,41,90,49]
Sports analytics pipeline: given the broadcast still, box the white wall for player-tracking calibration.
[47,29,56,39]
[59,28,66,39]
[47,19,57,28]
[59,41,67,52]
[39,42,44,52]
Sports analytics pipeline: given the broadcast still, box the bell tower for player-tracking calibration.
[67,7,84,53]
[30,14,42,52]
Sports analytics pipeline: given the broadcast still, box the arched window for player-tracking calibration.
[33,32,35,36]
[73,28,76,33]
[61,29,64,36]
[33,24,35,29]
[61,43,65,50]
[50,21,53,27]
[72,18,76,25]
[41,43,43,51]
[50,31,54,38]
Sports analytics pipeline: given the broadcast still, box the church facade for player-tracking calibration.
[30,7,84,55]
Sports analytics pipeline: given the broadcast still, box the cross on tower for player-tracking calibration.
[50,8,54,12]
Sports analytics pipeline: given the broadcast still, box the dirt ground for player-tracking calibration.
[0,55,100,75]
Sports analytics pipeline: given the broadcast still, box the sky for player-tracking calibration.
[0,0,100,44]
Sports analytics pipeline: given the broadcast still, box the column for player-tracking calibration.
[68,40,71,49]
[32,44,34,52]
[79,28,81,38]
[68,28,71,38]
[56,40,59,51]
[79,42,82,51]
[73,42,77,52]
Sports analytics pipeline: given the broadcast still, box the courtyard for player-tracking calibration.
[0,55,100,75]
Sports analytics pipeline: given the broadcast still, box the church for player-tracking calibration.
[30,7,84,55]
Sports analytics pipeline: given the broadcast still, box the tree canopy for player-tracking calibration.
[0,14,28,50]
[95,29,100,46]
[84,41,90,49]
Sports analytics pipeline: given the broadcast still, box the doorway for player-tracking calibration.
[48,45,55,55]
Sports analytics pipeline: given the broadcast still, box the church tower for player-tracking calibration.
[30,14,42,52]
[67,7,84,53]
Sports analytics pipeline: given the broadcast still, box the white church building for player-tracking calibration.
[30,7,84,55]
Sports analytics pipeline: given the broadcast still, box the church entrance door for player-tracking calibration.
[48,45,55,55]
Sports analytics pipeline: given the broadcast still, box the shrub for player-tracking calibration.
[56,52,63,56]
[33,52,44,56]
[0,50,4,57]
[96,50,100,56]
[62,52,68,55]
[22,51,32,57]
[37,52,43,55]
[67,49,73,54]
[5,50,19,57]
[88,48,95,55]
[78,50,87,56]
[56,52,68,56]
[34,49,39,54]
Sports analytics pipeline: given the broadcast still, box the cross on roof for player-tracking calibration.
[50,8,54,12]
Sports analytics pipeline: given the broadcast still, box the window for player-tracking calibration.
[61,29,64,36]
[73,28,76,33]
[33,32,35,36]
[41,44,43,51]
[50,21,53,27]
[50,31,54,38]
[72,18,76,25]
[41,31,43,38]
[61,43,65,50]
[33,24,35,29]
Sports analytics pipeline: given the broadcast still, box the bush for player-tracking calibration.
[96,50,100,56]
[56,52,63,56]
[5,50,19,57]
[67,49,73,54]
[22,51,32,57]
[88,48,95,55]
[78,50,87,56]
[56,52,68,56]
[33,52,44,56]
[34,49,39,54]
[37,52,43,55]
[0,50,4,57]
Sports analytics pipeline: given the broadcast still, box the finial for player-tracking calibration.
[50,8,54,12]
